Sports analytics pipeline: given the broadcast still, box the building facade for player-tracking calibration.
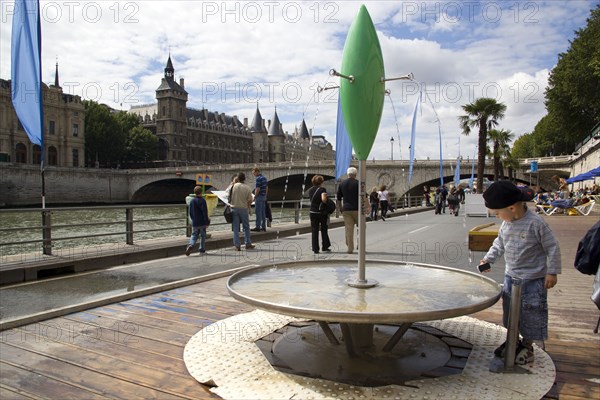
[129,56,334,165]
[0,56,333,169]
[0,64,85,167]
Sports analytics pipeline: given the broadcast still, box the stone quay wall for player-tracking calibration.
[0,164,130,206]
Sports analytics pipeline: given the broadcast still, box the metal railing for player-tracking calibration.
[0,201,306,257]
[0,196,424,257]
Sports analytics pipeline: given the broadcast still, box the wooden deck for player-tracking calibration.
[1,216,599,399]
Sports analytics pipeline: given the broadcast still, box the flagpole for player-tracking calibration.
[38,1,45,209]
[11,0,45,207]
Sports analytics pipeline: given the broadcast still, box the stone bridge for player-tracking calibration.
[1,152,595,206]
[128,157,574,203]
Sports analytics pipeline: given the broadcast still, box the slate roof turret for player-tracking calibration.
[268,109,284,136]
[299,119,310,139]
[249,104,266,133]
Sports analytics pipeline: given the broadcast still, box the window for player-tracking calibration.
[72,124,79,137]
[72,149,79,167]
[47,146,58,166]
[33,145,42,165]
[49,120,55,135]
[15,143,27,163]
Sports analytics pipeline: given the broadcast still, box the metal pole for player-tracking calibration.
[346,160,378,288]
[358,160,366,281]
[504,278,522,369]
[125,208,134,245]
[490,277,528,373]
[42,210,52,255]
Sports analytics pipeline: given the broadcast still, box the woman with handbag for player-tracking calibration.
[308,175,331,254]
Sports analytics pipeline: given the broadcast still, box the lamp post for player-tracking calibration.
[390,137,394,160]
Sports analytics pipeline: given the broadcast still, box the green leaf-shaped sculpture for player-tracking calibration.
[340,5,385,161]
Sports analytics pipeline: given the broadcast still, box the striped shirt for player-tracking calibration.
[484,209,561,279]
[255,174,268,197]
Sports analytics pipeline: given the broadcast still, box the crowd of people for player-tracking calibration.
[184,166,402,255]
[422,185,466,216]
[533,175,598,213]
[185,167,597,257]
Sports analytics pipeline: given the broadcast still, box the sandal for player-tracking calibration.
[494,341,507,357]
[515,342,534,365]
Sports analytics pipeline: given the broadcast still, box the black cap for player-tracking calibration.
[483,181,535,209]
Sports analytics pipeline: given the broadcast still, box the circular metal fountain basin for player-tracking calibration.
[227,259,501,324]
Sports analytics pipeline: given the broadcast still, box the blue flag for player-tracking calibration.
[11,0,44,158]
[437,124,443,187]
[454,157,461,187]
[335,93,352,180]
[407,90,421,186]
[454,136,461,186]
[469,147,476,189]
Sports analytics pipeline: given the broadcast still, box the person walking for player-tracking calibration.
[434,187,442,215]
[336,167,359,254]
[252,166,268,232]
[447,187,460,216]
[423,186,431,206]
[378,185,389,221]
[186,185,210,255]
[440,185,448,214]
[369,187,380,221]
[308,175,331,254]
[230,172,255,251]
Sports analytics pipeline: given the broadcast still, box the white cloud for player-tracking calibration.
[0,0,592,161]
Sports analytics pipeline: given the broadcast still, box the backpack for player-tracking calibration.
[574,220,600,275]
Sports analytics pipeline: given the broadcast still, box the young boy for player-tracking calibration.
[480,181,561,364]
[186,186,210,255]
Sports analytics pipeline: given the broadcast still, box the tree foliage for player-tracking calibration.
[542,5,600,154]
[458,98,507,193]
[511,133,535,159]
[84,101,126,166]
[126,125,158,162]
[488,129,515,181]
[84,101,156,167]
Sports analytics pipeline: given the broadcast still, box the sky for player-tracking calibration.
[0,0,596,161]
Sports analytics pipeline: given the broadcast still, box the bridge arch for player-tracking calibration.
[131,178,200,203]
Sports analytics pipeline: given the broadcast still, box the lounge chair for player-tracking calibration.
[536,200,596,216]
[536,204,559,216]
[573,200,596,216]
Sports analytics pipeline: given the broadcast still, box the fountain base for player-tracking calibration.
[263,322,470,386]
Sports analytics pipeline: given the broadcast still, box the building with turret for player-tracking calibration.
[0,63,85,167]
[1,56,333,168]
[130,56,334,165]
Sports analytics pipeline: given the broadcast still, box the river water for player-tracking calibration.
[0,204,305,258]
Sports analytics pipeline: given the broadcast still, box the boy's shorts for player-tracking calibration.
[502,275,548,341]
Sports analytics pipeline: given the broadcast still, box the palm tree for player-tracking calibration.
[458,98,507,193]
[502,151,521,183]
[487,129,515,181]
